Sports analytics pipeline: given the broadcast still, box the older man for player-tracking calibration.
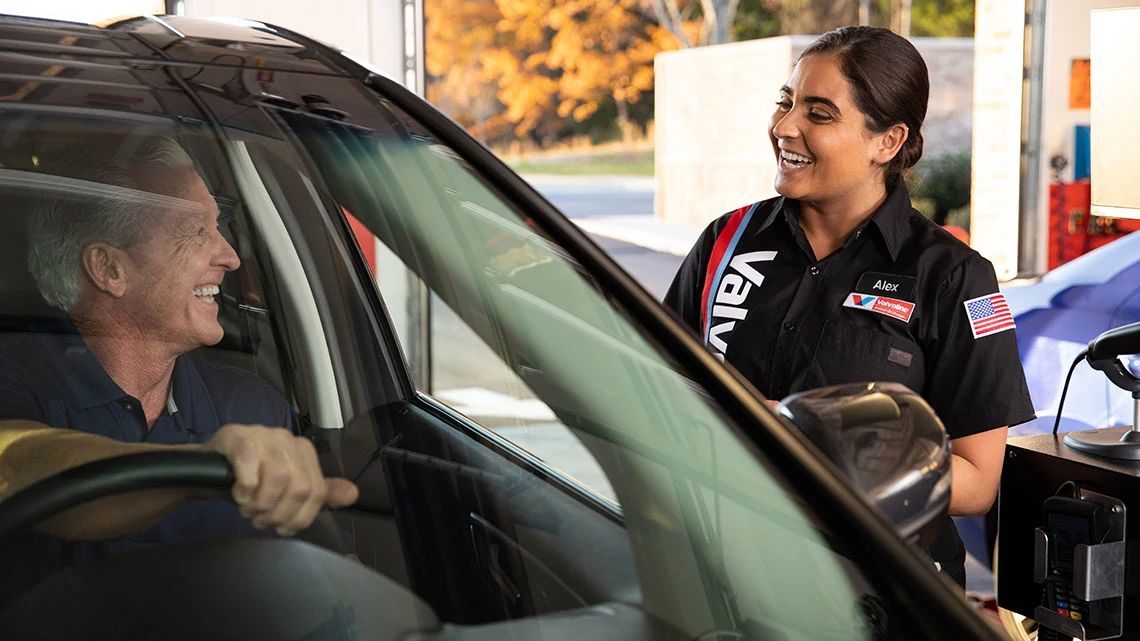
[0,137,357,604]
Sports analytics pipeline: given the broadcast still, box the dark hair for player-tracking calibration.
[799,26,929,189]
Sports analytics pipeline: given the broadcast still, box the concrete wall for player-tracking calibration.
[969,0,1025,279]
[654,36,974,228]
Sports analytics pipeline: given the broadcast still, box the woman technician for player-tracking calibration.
[664,26,1036,587]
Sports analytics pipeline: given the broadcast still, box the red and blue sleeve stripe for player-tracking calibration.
[700,203,759,342]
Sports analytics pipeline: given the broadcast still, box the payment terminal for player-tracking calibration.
[1042,495,1113,627]
[1030,487,1127,641]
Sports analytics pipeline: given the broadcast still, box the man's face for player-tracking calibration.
[118,166,240,353]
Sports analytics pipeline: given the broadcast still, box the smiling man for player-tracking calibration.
[0,137,357,605]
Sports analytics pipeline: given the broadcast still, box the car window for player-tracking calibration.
[269,96,919,639]
[428,295,617,500]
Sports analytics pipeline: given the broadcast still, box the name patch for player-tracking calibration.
[855,272,917,300]
[843,293,915,323]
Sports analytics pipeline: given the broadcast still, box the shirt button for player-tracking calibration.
[809,266,819,276]
[783,322,796,332]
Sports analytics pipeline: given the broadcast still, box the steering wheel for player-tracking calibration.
[0,450,436,641]
[0,450,350,553]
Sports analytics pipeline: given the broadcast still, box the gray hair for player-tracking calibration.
[27,137,197,312]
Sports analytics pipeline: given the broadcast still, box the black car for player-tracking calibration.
[0,13,1000,640]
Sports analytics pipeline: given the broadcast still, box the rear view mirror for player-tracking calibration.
[777,382,951,542]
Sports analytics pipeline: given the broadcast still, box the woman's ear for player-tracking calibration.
[80,243,129,298]
[874,123,909,165]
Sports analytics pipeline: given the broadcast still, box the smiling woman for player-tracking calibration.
[664,26,1037,588]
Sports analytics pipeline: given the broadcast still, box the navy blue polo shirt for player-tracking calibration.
[0,324,298,606]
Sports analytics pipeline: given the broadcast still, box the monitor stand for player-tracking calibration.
[1066,397,1140,460]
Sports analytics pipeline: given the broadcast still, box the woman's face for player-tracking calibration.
[768,53,901,212]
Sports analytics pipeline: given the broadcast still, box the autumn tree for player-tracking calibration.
[429,0,676,144]
[425,0,514,142]
[425,0,970,148]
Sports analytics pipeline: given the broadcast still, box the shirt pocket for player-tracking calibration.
[802,320,926,394]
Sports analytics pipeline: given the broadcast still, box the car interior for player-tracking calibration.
[0,110,665,639]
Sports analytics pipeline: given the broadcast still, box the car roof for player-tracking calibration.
[0,13,355,76]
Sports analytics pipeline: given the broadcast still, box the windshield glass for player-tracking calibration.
[263,86,911,637]
[0,67,925,639]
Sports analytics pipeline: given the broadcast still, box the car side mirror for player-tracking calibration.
[777,382,951,542]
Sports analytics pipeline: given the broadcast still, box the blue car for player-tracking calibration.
[956,230,1140,583]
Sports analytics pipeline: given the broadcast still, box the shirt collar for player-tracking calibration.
[771,183,913,262]
[865,182,913,262]
[168,352,220,436]
[757,197,788,234]
[169,351,204,417]
[55,317,194,415]
[167,381,179,414]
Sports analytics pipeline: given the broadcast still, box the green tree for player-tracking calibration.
[909,0,974,37]
[908,151,971,226]
[770,0,858,34]
[733,0,781,41]
[731,0,972,41]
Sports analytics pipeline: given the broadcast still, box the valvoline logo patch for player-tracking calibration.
[843,292,914,322]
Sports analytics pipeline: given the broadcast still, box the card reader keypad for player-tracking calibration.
[1051,580,1088,621]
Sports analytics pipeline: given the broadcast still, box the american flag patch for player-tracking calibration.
[963,293,1015,339]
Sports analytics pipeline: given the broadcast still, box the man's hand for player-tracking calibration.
[205,424,359,536]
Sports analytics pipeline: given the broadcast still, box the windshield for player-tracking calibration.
[0,64,931,639]
[260,79,913,637]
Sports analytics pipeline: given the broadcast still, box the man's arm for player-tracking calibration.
[0,421,358,541]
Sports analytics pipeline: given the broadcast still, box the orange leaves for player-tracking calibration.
[426,0,677,144]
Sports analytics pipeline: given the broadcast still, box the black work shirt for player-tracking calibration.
[665,185,1036,586]
[0,326,298,605]
[665,184,1035,440]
